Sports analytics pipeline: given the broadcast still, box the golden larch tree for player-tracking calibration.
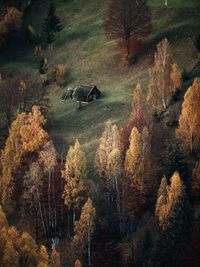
[0,112,27,207]
[176,78,200,152]
[37,245,50,267]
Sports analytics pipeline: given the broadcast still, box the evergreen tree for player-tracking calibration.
[42,3,63,51]
[165,138,191,191]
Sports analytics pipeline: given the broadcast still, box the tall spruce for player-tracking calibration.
[42,3,63,51]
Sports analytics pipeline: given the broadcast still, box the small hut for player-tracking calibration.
[72,85,101,102]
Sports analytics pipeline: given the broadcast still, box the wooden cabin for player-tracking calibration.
[72,85,101,102]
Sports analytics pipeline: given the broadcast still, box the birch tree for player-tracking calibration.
[39,141,57,230]
[147,38,174,112]
[73,198,96,267]
[62,140,87,236]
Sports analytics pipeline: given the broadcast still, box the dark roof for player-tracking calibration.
[73,85,97,99]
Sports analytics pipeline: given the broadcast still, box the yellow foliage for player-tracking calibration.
[75,259,82,267]
[176,78,200,152]
[147,38,174,112]
[192,161,200,196]
[62,140,87,209]
[73,198,96,247]
[170,63,182,89]
[155,172,184,229]
[20,105,48,152]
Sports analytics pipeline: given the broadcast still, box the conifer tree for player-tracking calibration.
[62,140,87,233]
[42,3,63,51]
[155,172,190,264]
[176,78,200,152]
[37,245,50,267]
[73,198,96,267]
[165,139,190,191]
[0,112,27,208]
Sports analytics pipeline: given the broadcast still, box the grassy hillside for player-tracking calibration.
[0,0,200,172]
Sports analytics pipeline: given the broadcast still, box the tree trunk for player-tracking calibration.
[88,229,91,267]
[48,170,51,229]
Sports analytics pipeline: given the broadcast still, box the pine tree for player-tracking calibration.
[176,78,200,153]
[73,198,96,267]
[165,138,191,191]
[42,3,63,51]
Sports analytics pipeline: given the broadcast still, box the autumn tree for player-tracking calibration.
[0,73,49,133]
[155,172,190,264]
[104,0,151,65]
[0,112,27,209]
[73,198,96,267]
[164,139,191,191]
[147,38,176,113]
[0,7,22,45]
[23,162,46,236]
[62,140,87,236]
[37,245,50,267]
[170,63,182,90]
[39,141,57,230]
[50,249,61,267]
[1,105,49,214]
[95,121,123,229]
[124,126,151,194]
[42,3,63,51]
[192,161,200,197]
[120,83,152,157]
[20,105,48,152]
[176,78,200,153]
[74,259,82,267]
